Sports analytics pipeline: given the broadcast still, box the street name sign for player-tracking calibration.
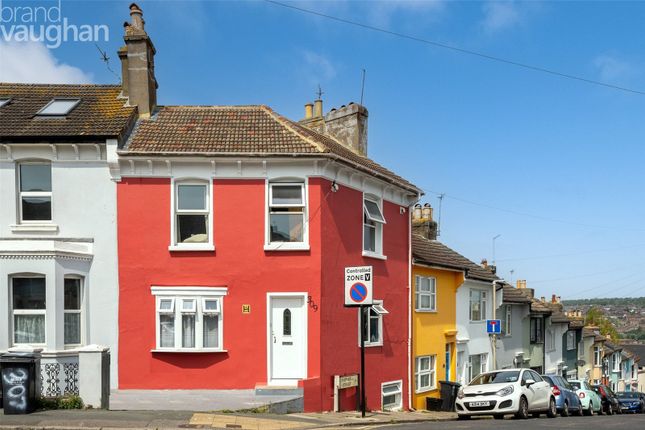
[344,266,373,306]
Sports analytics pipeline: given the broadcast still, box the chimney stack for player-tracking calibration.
[516,280,527,289]
[120,3,158,118]
[300,99,369,156]
[304,103,313,119]
[412,203,438,240]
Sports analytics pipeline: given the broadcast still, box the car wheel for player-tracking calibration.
[546,397,557,418]
[494,414,504,420]
[561,401,569,417]
[515,396,529,419]
[585,402,593,416]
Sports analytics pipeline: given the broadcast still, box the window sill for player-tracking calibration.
[151,348,227,353]
[415,309,437,313]
[168,244,215,252]
[363,343,383,348]
[10,223,59,233]
[415,387,438,394]
[362,251,387,260]
[264,243,310,251]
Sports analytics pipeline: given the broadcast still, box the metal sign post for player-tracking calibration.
[344,266,373,418]
[360,305,366,418]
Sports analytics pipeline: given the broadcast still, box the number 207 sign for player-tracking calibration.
[344,266,373,306]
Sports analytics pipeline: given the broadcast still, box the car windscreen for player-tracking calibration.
[570,381,581,390]
[617,392,638,398]
[470,371,520,385]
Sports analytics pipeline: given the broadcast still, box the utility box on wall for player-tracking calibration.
[78,345,110,409]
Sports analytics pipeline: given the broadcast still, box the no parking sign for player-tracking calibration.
[344,266,373,306]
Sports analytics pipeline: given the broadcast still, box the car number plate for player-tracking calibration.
[470,401,490,407]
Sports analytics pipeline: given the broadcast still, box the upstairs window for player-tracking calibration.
[359,300,388,346]
[19,162,52,222]
[36,99,80,116]
[363,196,385,256]
[11,277,46,345]
[268,182,306,244]
[566,331,575,350]
[593,346,601,366]
[415,276,436,311]
[469,289,487,321]
[530,317,544,343]
[171,181,212,249]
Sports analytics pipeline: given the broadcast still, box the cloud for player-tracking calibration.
[366,0,445,28]
[301,50,337,84]
[481,1,522,33]
[593,55,637,84]
[0,41,93,83]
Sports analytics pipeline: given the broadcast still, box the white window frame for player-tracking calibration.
[415,275,436,312]
[151,286,227,352]
[381,380,403,411]
[358,300,386,347]
[415,355,437,393]
[169,179,214,251]
[10,275,47,347]
[469,288,487,322]
[362,194,386,259]
[468,353,488,382]
[612,353,620,372]
[264,180,309,251]
[566,331,575,351]
[36,98,80,116]
[594,346,601,366]
[63,276,84,348]
[504,305,512,336]
[18,161,53,223]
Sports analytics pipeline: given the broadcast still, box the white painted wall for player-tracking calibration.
[455,279,495,385]
[544,319,569,375]
[0,142,120,388]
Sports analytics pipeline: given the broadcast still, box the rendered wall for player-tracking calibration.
[411,265,461,409]
[320,178,410,412]
[117,177,323,389]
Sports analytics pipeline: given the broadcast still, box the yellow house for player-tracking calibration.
[410,204,489,410]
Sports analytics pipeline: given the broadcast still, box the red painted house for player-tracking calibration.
[114,4,421,412]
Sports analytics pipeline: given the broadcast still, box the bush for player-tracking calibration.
[37,395,84,410]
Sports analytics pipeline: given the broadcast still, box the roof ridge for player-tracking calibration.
[0,83,121,88]
[158,105,266,109]
[260,105,328,154]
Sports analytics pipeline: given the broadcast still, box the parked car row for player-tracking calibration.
[455,368,645,420]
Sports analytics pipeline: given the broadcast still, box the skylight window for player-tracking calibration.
[0,98,10,108]
[36,99,80,116]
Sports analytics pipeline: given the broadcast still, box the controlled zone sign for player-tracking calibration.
[345,266,373,306]
[487,319,502,334]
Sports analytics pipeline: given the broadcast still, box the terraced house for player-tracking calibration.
[112,4,421,412]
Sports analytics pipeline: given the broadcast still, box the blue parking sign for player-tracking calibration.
[487,319,502,334]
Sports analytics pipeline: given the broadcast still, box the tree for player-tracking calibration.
[585,307,620,340]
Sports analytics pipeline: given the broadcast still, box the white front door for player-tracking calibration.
[269,295,306,384]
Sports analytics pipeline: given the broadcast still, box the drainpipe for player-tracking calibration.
[407,200,414,410]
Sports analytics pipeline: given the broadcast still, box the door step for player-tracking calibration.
[254,385,304,396]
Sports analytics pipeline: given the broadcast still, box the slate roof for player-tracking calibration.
[582,327,607,342]
[569,318,585,329]
[545,302,570,324]
[502,285,532,304]
[0,83,136,143]
[122,105,420,193]
[623,344,645,363]
[412,234,498,282]
[530,299,552,314]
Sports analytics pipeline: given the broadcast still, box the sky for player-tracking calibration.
[2,0,645,301]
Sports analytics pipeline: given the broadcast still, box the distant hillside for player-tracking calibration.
[562,297,645,307]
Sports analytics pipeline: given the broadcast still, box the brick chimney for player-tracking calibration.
[120,3,158,118]
[411,203,438,240]
[516,280,527,289]
[300,100,369,156]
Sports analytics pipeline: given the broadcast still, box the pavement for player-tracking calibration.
[109,389,302,412]
[0,409,457,429]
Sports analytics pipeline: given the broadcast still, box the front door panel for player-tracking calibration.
[269,296,305,382]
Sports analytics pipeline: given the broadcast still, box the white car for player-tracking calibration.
[455,368,557,419]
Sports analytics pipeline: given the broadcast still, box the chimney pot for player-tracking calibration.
[541,296,545,303]
[413,204,422,220]
[313,99,323,118]
[304,103,313,119]
[551,294,557,304]
[481,259,488,268]
[129,3,144,31]
[422,203,432,221]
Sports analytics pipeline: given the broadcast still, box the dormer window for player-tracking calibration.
[0,98,10,108]
[36,99,80,116]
